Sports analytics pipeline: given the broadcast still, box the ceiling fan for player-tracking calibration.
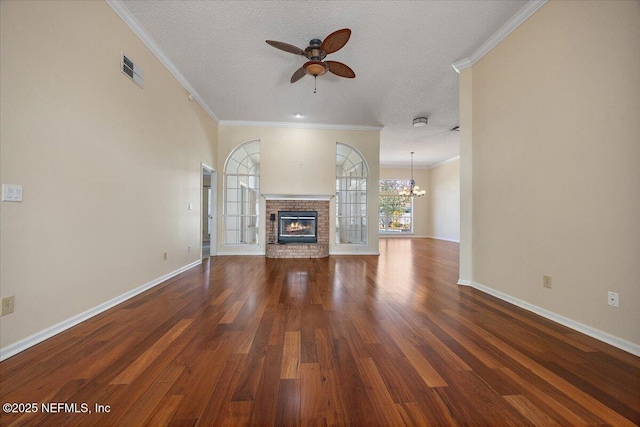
[266,28,356,92]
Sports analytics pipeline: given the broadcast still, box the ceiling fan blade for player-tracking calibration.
[321,29,351,54]
[290,67,307,83]
[326,61,356,78]
[266,40,305,56]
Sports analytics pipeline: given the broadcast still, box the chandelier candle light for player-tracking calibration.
[399,152,426,197]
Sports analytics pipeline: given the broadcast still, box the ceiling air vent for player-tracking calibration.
[121,52,143,88]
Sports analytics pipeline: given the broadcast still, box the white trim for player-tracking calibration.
[460,280,640,357]
[378,235,460,243]
[429,155,460,170]
[452,0,547,73]
[219,120,383,132]
[451,58,473,74]
[201,163,217,257]
[216,249,265,256]
[262,194,334,201]
[330,249,380,256]
[0,260,202,361]
[105,0,219,123]
[427,236,460,243]
[217,249,380,256]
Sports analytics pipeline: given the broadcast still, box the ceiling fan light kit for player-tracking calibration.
[266,28,356,93]
[305,61,327,76]
[413,117,428,127]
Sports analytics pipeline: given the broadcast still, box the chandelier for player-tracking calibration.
[399,152,426,197]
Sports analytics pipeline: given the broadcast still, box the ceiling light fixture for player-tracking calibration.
[413,117,428,127]
[399,152,426,197]
[305,61,328,94]
[266,29,355,95]
[304,59,327,77]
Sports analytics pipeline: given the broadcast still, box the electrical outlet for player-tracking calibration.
[543,275,552,289]
[607,291,619,308]
[163,252,167,260]
[1,296,15,316]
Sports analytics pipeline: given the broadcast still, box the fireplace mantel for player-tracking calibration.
[262,194,334,201]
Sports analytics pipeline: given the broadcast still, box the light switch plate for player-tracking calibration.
[2,184,23,202]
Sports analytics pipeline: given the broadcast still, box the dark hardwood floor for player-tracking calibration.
[1,238,638,426]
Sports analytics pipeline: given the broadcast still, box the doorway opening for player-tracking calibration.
[202,164,217,258]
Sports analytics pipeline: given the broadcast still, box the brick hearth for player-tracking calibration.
[265,199,329,258]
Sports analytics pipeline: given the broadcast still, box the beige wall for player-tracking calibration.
[379,167,430,237]
[217,125,380,255]
[428,158,460,242]
[0,1,218,349]
[468,1,640,346]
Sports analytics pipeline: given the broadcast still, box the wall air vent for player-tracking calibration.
[121,52,143,88]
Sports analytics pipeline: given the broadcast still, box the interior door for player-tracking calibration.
[207,187,213,236]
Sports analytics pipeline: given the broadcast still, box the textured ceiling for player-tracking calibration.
[117,0,527,168]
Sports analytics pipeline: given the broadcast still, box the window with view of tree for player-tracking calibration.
[379,180,413,233]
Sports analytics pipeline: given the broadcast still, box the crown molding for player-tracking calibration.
[105,0,220,123]
[451,58,473,74]
[452,0,547,73]
[429,155,460,169]
[219,120,383,132]
[380,154,460,170]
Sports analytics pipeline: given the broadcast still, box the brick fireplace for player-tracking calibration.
[265,197,330,258]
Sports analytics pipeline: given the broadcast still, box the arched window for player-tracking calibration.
[224,141,260,245]
[336,143,368,244]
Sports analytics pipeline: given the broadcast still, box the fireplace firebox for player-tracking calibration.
[278,211,318,244]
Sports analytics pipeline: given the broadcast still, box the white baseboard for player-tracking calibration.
[427,236,461,243]
[216,251,265,256]
[379,235,460,243]
[330,250,380,256]
[217,249,381,256]
[457,280,640,357]
[0,260,202,362]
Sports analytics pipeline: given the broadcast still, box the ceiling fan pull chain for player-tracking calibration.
[314,76,317,93]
